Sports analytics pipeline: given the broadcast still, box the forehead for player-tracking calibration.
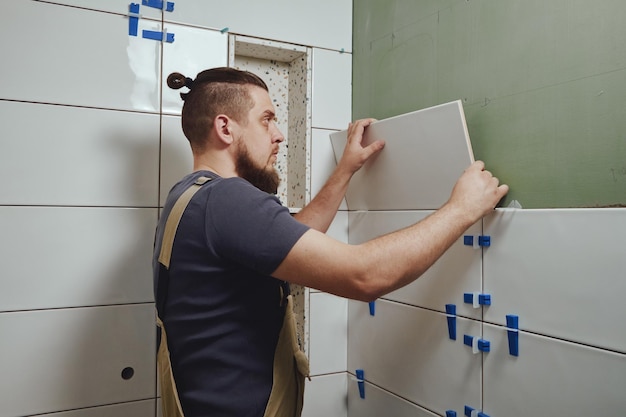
[247,85,274,114]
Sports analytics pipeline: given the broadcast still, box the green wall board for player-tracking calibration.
[353,0,626,207]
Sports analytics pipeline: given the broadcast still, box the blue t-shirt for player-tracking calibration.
[153,171,310,416]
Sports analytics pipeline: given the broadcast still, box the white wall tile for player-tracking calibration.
[312,49,352,129]
[0,207,156,312]
[302,373,347,417]
[33,1,162,19]
[483,323,626,416]
[483,208,626,353]
[37,400,155,417]
[0,101,160,207]
[2,1,160,112]
[161,24,228,115]
[348,211,483,318]
[330,101,473,210]
[0,304,156,417]
[311,129,348,210]
[348,299,482,414]
[348,380,439,417]
[164,0,352,52]
[309,293,348,375]
[160,114,194,206]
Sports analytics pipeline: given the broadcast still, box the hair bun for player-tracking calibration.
[167,72,192,90]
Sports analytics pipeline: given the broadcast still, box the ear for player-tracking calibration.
[213,114,236,145]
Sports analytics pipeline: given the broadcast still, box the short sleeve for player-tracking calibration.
[206,178,309,275]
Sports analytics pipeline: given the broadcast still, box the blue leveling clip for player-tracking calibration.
[446,411,457,417]
[356,369,365,399]
[368,300,376,316]
[142,0,174,12]
[463,335,490,353]
[128,3,140,36]
[464,292,491,307]
[445,304,457,340]
[463,235,491,247]
[464,405,490,417]
[506,314,519,356]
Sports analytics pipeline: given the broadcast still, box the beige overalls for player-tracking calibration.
[156,176,310,417]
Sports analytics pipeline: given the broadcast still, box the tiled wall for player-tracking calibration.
[346,208,626,416]
[1,1,352,416]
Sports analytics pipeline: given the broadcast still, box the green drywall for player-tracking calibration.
[353,0,626,208]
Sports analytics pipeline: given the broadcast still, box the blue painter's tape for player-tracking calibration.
[445,304,456,340]
[142,29,174,43]
[142,0,174,12]
[368,300,376,316]
[128,3,140,36]
[355,369,365,399]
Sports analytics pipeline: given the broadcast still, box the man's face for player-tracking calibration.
[234,86,285,194]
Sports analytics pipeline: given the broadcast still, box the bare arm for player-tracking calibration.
[274,161,509,301]
[293,119,385,232]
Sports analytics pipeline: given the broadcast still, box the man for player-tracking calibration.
[154,67,508,417]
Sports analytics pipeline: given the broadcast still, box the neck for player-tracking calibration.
[193,154,238,178]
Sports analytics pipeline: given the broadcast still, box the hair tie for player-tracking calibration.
[184,77,194,90]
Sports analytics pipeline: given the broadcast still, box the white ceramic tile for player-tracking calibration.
[161,24,228,115]
[348,380,439,417]
[312,49,352,130]
[348,211,483,319]
[0,101,160,206]
[348,299,482,414]
[34,1,162,19]
[483,323,626,416]
[0,304,156,417]
[483,208,626,353]
[309,293,348,375]
[164,0,352,52]
[160,114,194,206]
[2,0,160,112]
[0,207,156,312]
[302,373,348,417]
[330,101,474,210]
[312,129,348,210]
[38,400,155,417]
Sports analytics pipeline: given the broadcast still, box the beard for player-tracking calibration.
[235,140,280,194]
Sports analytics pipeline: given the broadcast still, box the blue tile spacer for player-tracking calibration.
[142,0,174,12]
[478,235,491,247]
[355,369,365,399]
[445,304,457,340]
[142,29,174,43]
[464,405,475,417]
[368,300,376,316]
[128,3,140,36]
[463,235,474,246]
[463,335,490,352]
[506,314,520,356]
[220,27,229,34]
[446,411,457,417]
[463,292,491,307]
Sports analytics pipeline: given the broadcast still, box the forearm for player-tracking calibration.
[293,165,352,232]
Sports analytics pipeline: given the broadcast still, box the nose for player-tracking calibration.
[270,122,285,143]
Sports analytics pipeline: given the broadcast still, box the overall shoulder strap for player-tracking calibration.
[158,176,212,269]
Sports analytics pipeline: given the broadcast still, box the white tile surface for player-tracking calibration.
[0,207,156,312]
[160,114,194,206]
[302,373,348,417]
[483,208,626,353]
[163,0,352,52]
[309,293,348,375]
[38,400,155,417]
[161,24,228,115]
[33,1,162,19]
[311,129,348,210]
[330,101,474,210]
[2,0,160,112]
[0,101,160,207]
[0,304,156,417]
[348,381,439,417]
[312,49,352,130]
[348,211,483,319]
[348,299,482,414]
[483,323,626,416]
